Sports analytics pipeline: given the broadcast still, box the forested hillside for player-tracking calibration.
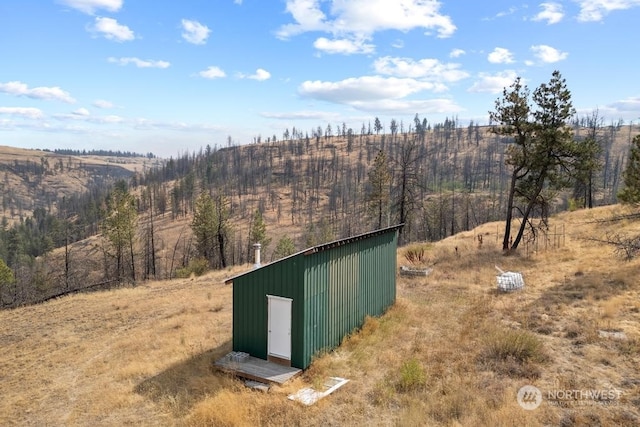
[0,113,637,308]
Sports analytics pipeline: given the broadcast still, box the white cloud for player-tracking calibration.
[313,37,375,55]
[58,0,122,15]
[0,110,225,148]
[91,17,135,42]
[276,0,328,38]
[131,118,221,132]
[292,77,464,114]
[238,68,272,80]
[234,0,243,4]
[449,48,466,58]
[0,107,44,119]
[608,96,640,112]
[199,66,226,79]
[496,6,518,18]
[248,69,271,81]
[533,2,564,24]
[0,81,76,103]
[277,0,456,48]
[575,0,640,22]
[391,39,404,49]
[468,70,519,94]
[93,99,114,108]
[54,111,125,124]
[181,19,211,45]
[261,110,340,120]
[331,0,456,37]
[373,56,469,82]
[299,76,444,105]
[530,44,568,63]
[488,47,515,64]
[98,115,124,124]
[108,57,171,68]
[347,98,462,114]
[72,108,90,116]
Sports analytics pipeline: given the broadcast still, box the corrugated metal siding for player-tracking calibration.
[232,253,305,366]
[232,227,399,370]
[302,259,328,366]
[301,229,398,368]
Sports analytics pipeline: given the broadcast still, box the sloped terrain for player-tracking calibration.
[2,123,638,309]
[1,205,639,426]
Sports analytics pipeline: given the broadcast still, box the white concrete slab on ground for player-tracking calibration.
[287,377,349,405]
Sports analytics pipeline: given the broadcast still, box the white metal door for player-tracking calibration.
[267,295,292,360]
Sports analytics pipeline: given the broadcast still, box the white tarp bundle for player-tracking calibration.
[495,266,524,292]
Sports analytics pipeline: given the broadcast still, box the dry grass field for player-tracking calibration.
[1,204,639,426]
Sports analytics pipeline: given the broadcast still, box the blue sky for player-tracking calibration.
[1,0,639,158]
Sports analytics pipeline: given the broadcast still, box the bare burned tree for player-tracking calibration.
[609,233,640,260]
[586,233,640,261]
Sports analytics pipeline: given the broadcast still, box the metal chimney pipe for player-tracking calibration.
[253,243,261,268]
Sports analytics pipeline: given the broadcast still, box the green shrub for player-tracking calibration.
[568,198,580,212]
[175,258,209,278]
[397,357,426,392]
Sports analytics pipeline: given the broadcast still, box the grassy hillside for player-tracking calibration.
[0,145,159,224]
[1,204,639,426]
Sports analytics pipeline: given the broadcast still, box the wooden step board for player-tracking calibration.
[214,353,302,385]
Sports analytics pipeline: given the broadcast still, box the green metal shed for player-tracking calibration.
[225,224,402,369]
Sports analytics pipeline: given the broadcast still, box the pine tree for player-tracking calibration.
[271,235,296,261]
[490,71,586,252]
[191,192,217,266]
[0,258,15,305]
[374,117,382,135]
[248,209,271,260]
[618,135,640,204]
[103,182,138,282]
